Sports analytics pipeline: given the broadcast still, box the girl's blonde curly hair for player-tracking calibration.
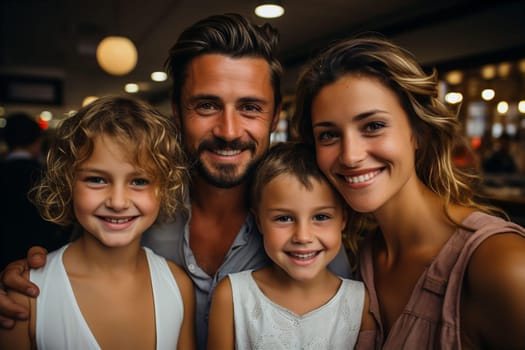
[32,96,189,228]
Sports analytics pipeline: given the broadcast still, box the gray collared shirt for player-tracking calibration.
[142,205,352,350]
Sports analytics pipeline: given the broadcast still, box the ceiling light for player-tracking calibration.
[96,36,138,76]
[39,111,52,121]
[82,96,99,107]
[445,92,463,104]
[445,70,463,85]
[492,122,503,138]
[519,100,525,114]
[497,62,512,78]
[125,83,139,93]
[255,1,285,18]
[481,89,495,101]
[497,101,509,114]
[481,64,496,80]
[151,71,167,82]
[519,59,525,74]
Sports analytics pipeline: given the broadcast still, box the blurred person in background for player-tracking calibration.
[482,133,517,174]
[0,112,69,270]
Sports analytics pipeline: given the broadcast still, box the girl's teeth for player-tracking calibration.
[289,252,317,260]
[105,217,133,224]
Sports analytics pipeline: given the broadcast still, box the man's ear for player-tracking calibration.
[172,102,181,128]
[271,103,282,133]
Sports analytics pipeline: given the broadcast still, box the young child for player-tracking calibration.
[0,96,196,350]
[207,141,375,349]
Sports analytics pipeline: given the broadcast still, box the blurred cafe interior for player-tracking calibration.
[1,0,524,224]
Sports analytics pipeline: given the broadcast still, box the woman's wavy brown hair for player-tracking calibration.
[291,34,504,257]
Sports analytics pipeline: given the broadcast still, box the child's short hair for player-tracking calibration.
[251,141,361,269]
[251,141,361,267]
[250,141,344,214]
[32,96,188,227]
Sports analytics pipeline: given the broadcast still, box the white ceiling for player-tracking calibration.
[1,0,524,119]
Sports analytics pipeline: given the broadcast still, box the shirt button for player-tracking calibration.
[188,264,195,272]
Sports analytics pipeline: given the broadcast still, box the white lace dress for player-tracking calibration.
[229,270,364,349]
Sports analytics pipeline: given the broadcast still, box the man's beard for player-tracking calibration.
[194,159,257,188]
[189,138,259,189]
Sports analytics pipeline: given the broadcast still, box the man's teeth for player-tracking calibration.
[104,217,133,224]
[288,252,318,260]
[214,149,242,156]
[344,170,380,184]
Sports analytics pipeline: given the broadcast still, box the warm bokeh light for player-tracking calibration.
[481,89,495,101]
[39,111,52,121]
[151,71,167,82]
[445,92,463,104]
[445,70,463,85]
[125,83,139,93]
[82,96,99,107]
[96,36,138,76]
[471,136,482,150]
[481,64,496,79]
[255,3,284,18]
[518,100,525,113]
[497,101,509,114]
[519,59,525,73]
[497,62,512,78]
[36,115,48,129]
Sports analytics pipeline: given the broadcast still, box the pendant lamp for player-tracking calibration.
[96,35,137,76]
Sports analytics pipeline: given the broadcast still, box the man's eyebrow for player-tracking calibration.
[186,94,220,103]
[238,96,269,105]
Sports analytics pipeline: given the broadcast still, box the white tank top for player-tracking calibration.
[30,245,184,350]
[229,270,364,349]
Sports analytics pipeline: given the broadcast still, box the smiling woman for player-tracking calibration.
[292,35,525,349]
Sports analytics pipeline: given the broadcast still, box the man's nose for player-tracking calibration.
[212,108,243,141]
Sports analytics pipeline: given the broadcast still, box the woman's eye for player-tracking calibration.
[317,130,338,142]
[364,121,386,133]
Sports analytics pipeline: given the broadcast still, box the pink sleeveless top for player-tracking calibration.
[358,211,525,349]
